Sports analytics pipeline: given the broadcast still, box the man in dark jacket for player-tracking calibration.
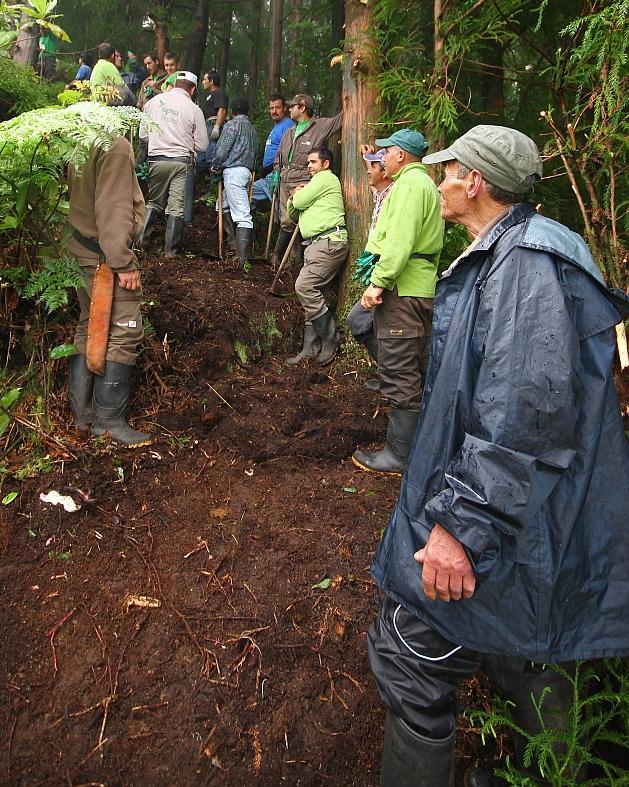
[211,97,258,267]
[368,125,629,786]
[271,94,342,266]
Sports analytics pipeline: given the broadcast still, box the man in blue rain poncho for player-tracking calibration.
[367,125,629,786]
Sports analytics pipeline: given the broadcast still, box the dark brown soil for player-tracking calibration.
[0,213,503,786]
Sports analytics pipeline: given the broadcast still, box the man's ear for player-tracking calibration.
[322,160,330,170]
[467,170,484,199]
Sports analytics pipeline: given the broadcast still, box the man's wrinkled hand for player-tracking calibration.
[293,184,306,194]
[415,523,476,602]
[361,283,384,309]
[359,143,375,156]
[118,270,141,291]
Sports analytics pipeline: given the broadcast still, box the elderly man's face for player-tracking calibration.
[438,160,471,222]
[269,99,286,122]
[164,56,178,75]
[366,161,390,190]
[382,145,405,177]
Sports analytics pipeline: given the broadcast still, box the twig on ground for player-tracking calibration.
[46,607,77,675]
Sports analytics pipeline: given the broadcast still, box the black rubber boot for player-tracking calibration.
[223,211,237,251]
[139,206,159,250]
[311,310,340,366]
[68,354,94,431]
[380,712,454,787]
[164,216,184,258]
[352,407,419,475]
[91,361,153,447]
[271,228,293,267]
[235,226,254,268]
[286,323,321,365]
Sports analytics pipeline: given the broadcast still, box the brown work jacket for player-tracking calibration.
[274,113,342,189]
[137,71,167,109]
[67,136,145,272]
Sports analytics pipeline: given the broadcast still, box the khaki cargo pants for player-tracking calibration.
[294,237,348,321]
[147,156,189,220]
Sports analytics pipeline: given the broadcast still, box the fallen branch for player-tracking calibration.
[46,607,77,676]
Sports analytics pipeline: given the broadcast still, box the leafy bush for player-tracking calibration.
[0,52,51,119]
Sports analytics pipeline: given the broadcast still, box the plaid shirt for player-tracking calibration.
[370,182,394,235]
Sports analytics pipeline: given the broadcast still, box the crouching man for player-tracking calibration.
[286,146,348,366]
[67,135,152,447]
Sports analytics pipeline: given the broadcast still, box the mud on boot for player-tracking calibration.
[235,226,254,269]
[311,310,340,366]
[91,361,153,447]
[352,407,419,475]
[286,322,321,365]
[165,216,184,258]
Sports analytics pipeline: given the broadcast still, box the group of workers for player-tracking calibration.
[64,44,629,787]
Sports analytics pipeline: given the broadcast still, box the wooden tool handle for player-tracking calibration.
[86,262,114,376]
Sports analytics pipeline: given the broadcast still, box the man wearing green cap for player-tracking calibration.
[351,128,443,476]
[367,125,629,787]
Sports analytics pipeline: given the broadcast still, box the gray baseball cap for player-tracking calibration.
[422,125,542,194]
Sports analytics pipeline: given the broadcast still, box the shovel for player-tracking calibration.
[266,225,300,297]
[217,181,223,259]
[264,192,277,261]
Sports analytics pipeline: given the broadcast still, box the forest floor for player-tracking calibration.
[0,206,540,786]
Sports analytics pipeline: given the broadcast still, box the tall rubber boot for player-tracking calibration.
[91,361,153,447]
[164,215,184,258]
[380,712,454,787]
[223,211,237,251]
[271,228,293,267]
[139,206,159,250]
[352,407,419,475]
[235,226,254,268]
[68,354,94,431]
[311,310,340,366]
[286,323,321,365]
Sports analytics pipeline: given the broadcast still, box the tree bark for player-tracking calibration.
[287,0,301,77]
[328,0,345,113]
[13,16,39,66]
[431,0,447,152]
[179,0,211,76]
[480,40,504,118]
[338,0,382,315]
[268,0,283,95]
[248,0,264,100]
[220,5,233,89]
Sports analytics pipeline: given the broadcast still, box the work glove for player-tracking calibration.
[269,170,280,195]
[210,169,223,187]
[353,251,380,287]
[210,125,220,141]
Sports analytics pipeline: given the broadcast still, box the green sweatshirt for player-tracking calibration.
[287,169,347,242]
[90,59,125,88]
[368,162,443,297]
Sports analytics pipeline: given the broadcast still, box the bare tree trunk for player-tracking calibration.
[220,5,233,88]
[328,0,345,113]
[268,0,283,95]
[481,40,504,118]
[338,0,382,315]
[13,16,39,66]
[179,0,211,76]
[287,0,301,77]
[154,21,170,64]
[248,0,264,100]
[431,0,447,152]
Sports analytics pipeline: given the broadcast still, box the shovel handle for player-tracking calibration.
[269,225,300,292]
[217,181,223,259]
[265,192,276,260]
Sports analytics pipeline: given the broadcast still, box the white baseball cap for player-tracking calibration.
[175,70,198,86]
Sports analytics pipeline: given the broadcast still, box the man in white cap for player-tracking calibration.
[368,125,629,786]
[139,71,208,256]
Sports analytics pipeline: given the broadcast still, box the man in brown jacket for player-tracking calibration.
[272,94,342,265]
[67,135,152,447]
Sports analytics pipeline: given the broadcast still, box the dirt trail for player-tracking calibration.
[0,221,496,786]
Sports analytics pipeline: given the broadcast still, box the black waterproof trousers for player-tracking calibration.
[368,595,574,772]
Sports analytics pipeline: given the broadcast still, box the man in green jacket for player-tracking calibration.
[90,42,125,88]
[352,129,443,475]
[286,146,348,366]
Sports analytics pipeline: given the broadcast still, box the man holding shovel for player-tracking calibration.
[285,146,348,366]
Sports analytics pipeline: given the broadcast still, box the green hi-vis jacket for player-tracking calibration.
[368,162,443,297]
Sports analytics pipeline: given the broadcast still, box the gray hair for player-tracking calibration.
[457,163,535,205]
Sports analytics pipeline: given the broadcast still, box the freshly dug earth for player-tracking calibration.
[1,218,504,785]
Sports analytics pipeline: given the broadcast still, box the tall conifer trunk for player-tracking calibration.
[268,0,283,94]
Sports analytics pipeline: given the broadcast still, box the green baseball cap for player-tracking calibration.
[375,129,429,157]
[422,125,542,194]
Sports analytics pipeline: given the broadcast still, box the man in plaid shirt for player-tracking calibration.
[347,146,394,388]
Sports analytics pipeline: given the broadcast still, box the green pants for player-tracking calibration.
[74,261,143,366]
[147,158,189,219]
